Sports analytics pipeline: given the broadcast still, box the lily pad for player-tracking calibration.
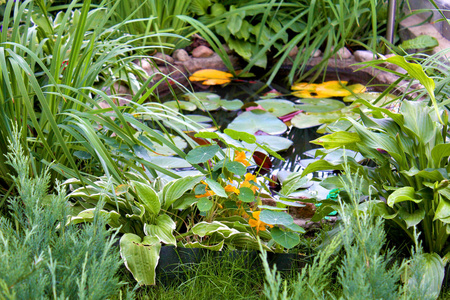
[164,100,197,111]
[255,99,299,117]
[220,99,244,111]
[183,92,221,111]
[294,98,345,113]
[242,136,293,153]
[228,110,287,135]
[291,112,343,129]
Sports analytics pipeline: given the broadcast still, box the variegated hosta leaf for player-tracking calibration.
[68,208,121,227]
[144,214,177,246]
[120,234,161,285]
[131,180,160,216]
[161,175,203,209]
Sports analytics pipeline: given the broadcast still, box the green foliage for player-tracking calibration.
[0,128,126,299]
[261,170,445,299]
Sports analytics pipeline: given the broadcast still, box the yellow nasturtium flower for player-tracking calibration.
[248,211,273,233]
[234,151,250,167]
[225,184,240,195]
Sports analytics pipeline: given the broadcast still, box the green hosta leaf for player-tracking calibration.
[197,197,214,212]
[225,161,247,176]
[400,35,439,50]
[432,144,450,166]
[401,100,435,144]
[387,187,422,207]
[311,132,360,149]
[131,181,160,216]
[401,167,447,182]
[186,144,220,164]
[181,240,224,251]
[260,210,294,226]
[120,234,161,285]
[204,178,227,197]
[434,197,450,223]
[162,175,203,209]
[238,187,255,202]
[280,173,309,196]
[224,128,256,143]
[398,207,425,228]
[270,228,300,249]
[228,110,287,135]
[192,221,234,237]
[406,253,444,299]
[144,214,177,245]
[69,209,122,228]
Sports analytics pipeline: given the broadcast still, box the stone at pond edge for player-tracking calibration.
[173,49,190,62]
[332,47,352,60]
[153,52,175,65]
[289,46,299,57]
[192,45,214,58]
[354,50,377,62]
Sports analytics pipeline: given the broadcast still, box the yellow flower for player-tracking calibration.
[195,181,215,198]
[225,184,240,195]
[244,173,256,182]
[240,174,259,194]
[248,211,273,233]
[234,151,250,167]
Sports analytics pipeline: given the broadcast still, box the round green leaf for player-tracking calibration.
[225,161,247,176]
[238,187,255,202]
[205,178,227,197]
[186,144,220,164]
[197,198,214,212]
[260,210,294,226]
[291,112,342,129]
[242,136,293,153]
[220,99,244,110]
[228,110,287,135]
[294,98,345,113]
[224,128,256,143]
[256,99,298,117]
[270,227,300,249]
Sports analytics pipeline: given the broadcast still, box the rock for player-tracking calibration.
[100,82,132,109]
[288,45,299,57]
[153,52,175,65]
[192,45,214,58]
[222,44,233,55]
[173,49,190,62]
[175,53,239,73]
[289,203,317,219]
[354,50,377,62]
[332,47,352,60]
[302,48,322,58]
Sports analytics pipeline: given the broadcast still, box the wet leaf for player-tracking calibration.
[270,228,300,249]
[185,144,220,164]
[294,98,345,113]
[189,69,233,85]
[164,100,197,111]
[260,210,293,226]
[255,99,299,117]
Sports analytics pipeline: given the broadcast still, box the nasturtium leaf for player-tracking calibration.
[270,228,300,249]
[228,110,287,135]
[224,128,256,143]
[294,98,345,113]
[164,100,197,111]
[186,144,220,164]
[239,187,256,202]
[387,187,422,207]
[189,69,233,85]
[205,178,227,197]
[220,99,244,110]
[225,161,247,176]
[197,197,214,212]
[255,99,298,117]
[284,222,306,233]
[260,210,294,226]
[195,184,207,195]
[74,150,92,160]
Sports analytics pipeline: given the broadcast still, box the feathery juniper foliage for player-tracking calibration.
[0,128,127,299]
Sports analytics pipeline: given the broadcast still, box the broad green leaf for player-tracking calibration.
[220,99,244,110]
[224,128,256,143]
[366,200,398,220]
[255,99,298,117]
[400,35,438,50]
[401,168,446,182]
[343,92,396,105]
[144,214,177,246]
[197,198,214,212]
[434,197,450,223]
[432,144,450,167]
[164,100,197,111]
[225,161,247,176]
[195,131,219,139]
[257,205,287,211]
[284,222,306,233]
[120,234,161,285]
[185,144,220,164]
[227,110,287,135]
[260,210,294,226]
[192,221,234,237]
[243,136,293,153]
[398,207,425,228]
[181,240,224,251]
[238,187,255,203]
[387,187,422,207]
[406,253,444,299]
[205,178,227,197]
[172,194,198,210]
[311,132,360,149]
[280,172,309,196]
[162,175,203,209]
[291,112,343,129]
[400,100,435,144]
[69,209,121,228]
[131,181,160,216]
[270,228,300,249]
